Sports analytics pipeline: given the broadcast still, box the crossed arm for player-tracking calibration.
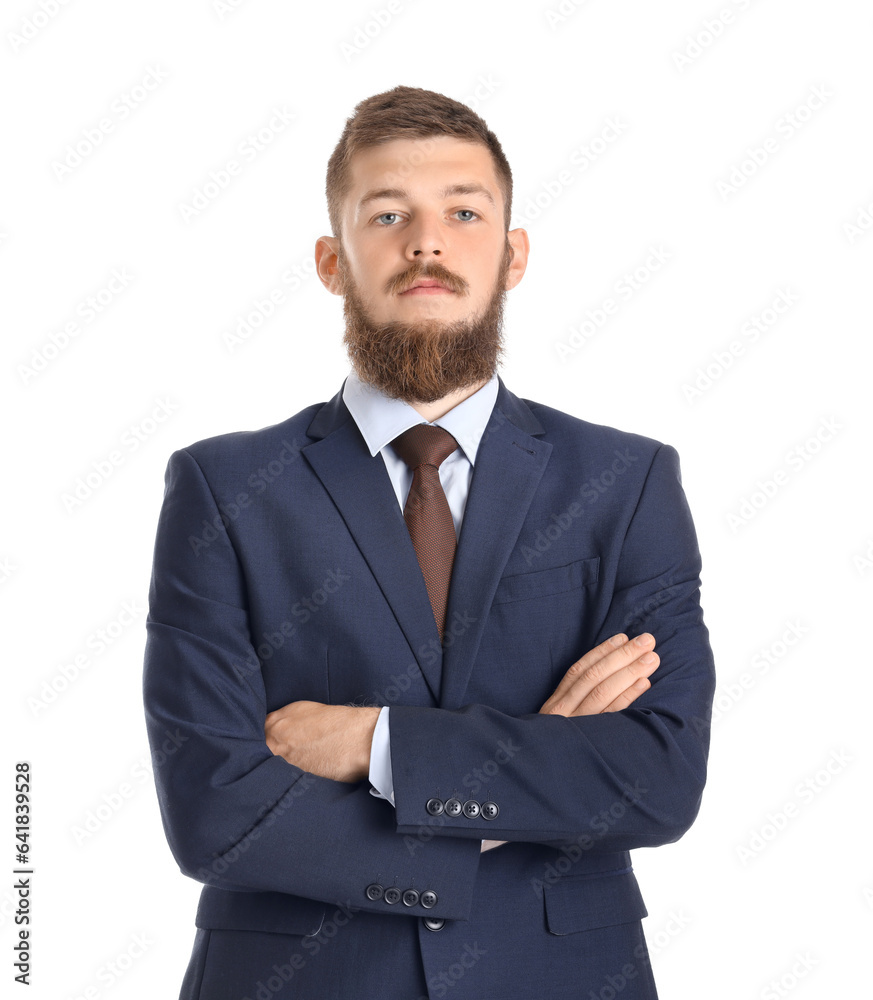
[264,630,660,781]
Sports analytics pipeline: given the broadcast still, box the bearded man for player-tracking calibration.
[143,85,715,1000]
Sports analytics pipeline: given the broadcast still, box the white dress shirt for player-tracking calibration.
[340,368,500,806]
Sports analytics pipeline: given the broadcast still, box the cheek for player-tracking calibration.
[352,254,395,298]
[470,242,507,286]
[341,261,379,308]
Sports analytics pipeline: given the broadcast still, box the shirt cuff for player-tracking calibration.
[367,706,395,806]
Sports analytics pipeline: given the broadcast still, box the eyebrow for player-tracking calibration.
[358,183,497,209]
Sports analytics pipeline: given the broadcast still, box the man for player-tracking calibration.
[143,85,715,1000]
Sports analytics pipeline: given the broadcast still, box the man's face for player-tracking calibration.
[318,135,528,404]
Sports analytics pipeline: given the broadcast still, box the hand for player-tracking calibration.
[482,634,659,854]
[265,701,380,782]
[539,633,659,717]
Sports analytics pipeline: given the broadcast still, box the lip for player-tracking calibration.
[401,280,454,295]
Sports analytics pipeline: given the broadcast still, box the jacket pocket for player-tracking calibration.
[195,885,326,937]
[492,556,600,605]
[543,869,647,935]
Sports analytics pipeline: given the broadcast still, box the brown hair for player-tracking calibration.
[325,85,513,237]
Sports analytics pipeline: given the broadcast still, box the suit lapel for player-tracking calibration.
[302,378,552,709]
[439,378,552,708]
[303,384,445,701]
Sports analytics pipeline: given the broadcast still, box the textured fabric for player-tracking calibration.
[391,424,459,641]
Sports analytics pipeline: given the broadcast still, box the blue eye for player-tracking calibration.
[375,209,479,225]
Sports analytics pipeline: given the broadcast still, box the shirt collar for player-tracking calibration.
[342,369,499,466]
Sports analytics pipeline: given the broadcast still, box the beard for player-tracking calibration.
[339,240,513,405]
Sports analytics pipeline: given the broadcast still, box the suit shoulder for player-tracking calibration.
[172,400,327,471]
[519,396,670,460]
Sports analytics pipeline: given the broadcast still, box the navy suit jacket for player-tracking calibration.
[143,376,715,1000]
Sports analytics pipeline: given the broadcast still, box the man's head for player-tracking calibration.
[316,86,529,405]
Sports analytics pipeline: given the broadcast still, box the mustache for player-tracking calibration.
[385,260,469,296]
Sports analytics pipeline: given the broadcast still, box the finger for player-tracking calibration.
[539,634,628,714]
[567,653,659,717]
[562,635,656,710]
[541,633,655,715]
[601,676,651,714]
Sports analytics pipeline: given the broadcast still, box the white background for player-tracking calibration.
[2,1,872,997]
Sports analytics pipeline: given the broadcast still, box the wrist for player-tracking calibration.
[356,706,381,780]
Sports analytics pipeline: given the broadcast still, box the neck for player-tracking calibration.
[409,379,488,422]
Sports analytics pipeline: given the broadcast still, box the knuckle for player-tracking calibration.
[586,681,609,705]
[586,659,612,685]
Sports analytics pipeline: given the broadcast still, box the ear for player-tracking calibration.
[504,228,530,291]
[315,236,342,295]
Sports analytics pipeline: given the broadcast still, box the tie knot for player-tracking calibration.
[392,424,458,471]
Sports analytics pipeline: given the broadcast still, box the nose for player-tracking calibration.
[404,213,445,260]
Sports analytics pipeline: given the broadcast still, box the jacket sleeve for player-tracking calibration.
[142,447,481,920]
[388,443,716,851]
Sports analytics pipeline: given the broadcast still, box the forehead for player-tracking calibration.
[344,135,501,213]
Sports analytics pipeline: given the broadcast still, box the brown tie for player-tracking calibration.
[391,424,459,641]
